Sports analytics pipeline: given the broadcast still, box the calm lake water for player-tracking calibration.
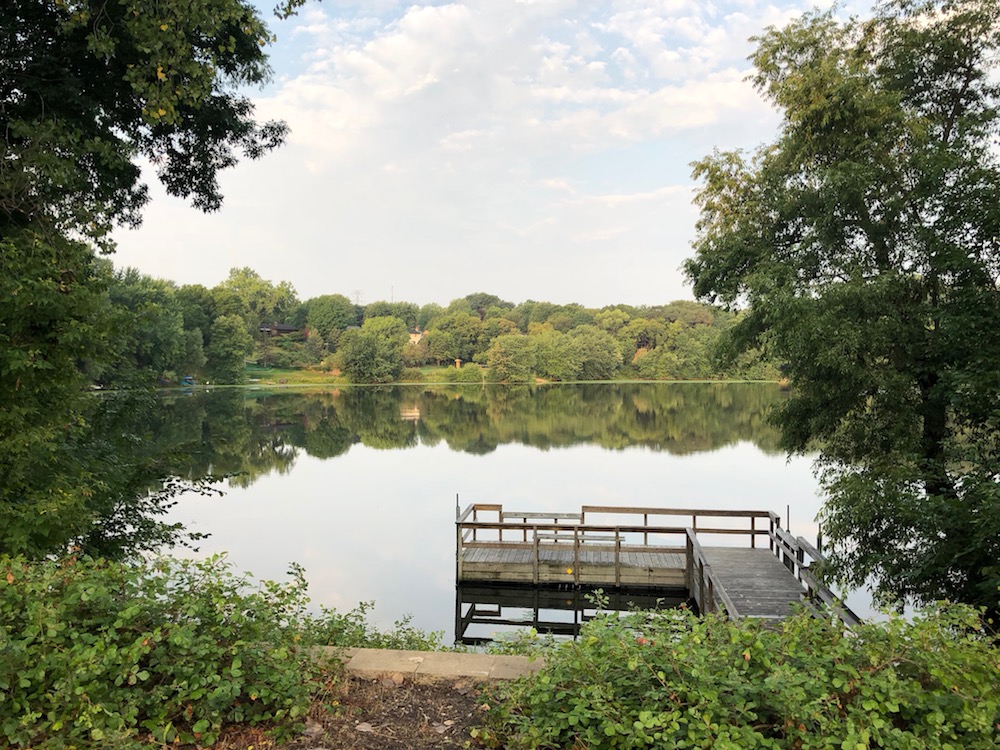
[160,383,867,641]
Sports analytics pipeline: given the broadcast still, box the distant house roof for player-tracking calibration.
[259,322,300,335]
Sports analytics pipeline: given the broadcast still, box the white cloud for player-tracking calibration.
[113,1,836,307]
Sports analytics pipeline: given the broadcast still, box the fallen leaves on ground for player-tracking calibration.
[216,672,487,750]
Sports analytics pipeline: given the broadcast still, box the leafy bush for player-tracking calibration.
[0,554,445,749]
[398,367,426,382]
[300,600,443,651]
[445,363,488,383]
[478,605,999,749]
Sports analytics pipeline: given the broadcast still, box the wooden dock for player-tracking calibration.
[456,503,860,627]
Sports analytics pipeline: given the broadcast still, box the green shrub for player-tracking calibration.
[300,600,443,651]
[478,605,999,749]
[398,367,426,382]
[0,555,322,748]
[445,363,487,383]
[0,555,448,748]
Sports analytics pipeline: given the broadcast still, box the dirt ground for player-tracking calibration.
[216,672,492,750]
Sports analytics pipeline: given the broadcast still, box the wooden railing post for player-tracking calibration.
[615,529,622,587]
[456,516,463,581]
[685,533,693,592]
[698,561,706,614]
[532,532,539,585]
[573,526,580,585]
[751,516,756,549]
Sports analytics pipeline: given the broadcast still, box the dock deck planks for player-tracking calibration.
[701,547,807,619]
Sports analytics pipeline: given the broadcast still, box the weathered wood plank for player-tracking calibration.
[700,547,807,619]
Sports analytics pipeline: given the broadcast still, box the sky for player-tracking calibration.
[111,0,859,309]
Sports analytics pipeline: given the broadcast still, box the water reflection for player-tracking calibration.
[157,382,787,488]
[455,584,689,645]
[161,384,842,641]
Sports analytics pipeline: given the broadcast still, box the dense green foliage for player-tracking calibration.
[0,387,218,558]
[205,314,254,383]
[296,293,360,345]
[0,554,441,749]
[479,605,1000,749]
[0,0,295,561]
[0,234,112,555]
[93,274,782,386]
[102,268,188,386]
[1,0,284,239]
[337,316,409,383]
[0,555,316,748]
[486,334,539,381]
[685,0,1000,618]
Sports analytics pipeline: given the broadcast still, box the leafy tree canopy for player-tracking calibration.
[363,300,418,329]
[1,0,288,245]
[464,292,514,319]
[0,0,303,559]
[205,314,253,383]
[339,316,408,384]
[568,325,623,381]
[217,267,299,329]
[301,294,358,340]
[685,0,1000,618]
[486,334,537,382]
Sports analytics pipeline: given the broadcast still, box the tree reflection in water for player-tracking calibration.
[155,382,787,487]
[12,383,814,638]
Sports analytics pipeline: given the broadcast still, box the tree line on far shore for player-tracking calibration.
[98,267,780,386]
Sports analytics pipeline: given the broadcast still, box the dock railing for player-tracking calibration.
[456,502,777,588]
[767,526,863,627]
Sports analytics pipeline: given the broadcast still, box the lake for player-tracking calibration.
[159,382,862,641]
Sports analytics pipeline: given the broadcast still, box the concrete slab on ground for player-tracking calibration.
[314,646,544,682]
